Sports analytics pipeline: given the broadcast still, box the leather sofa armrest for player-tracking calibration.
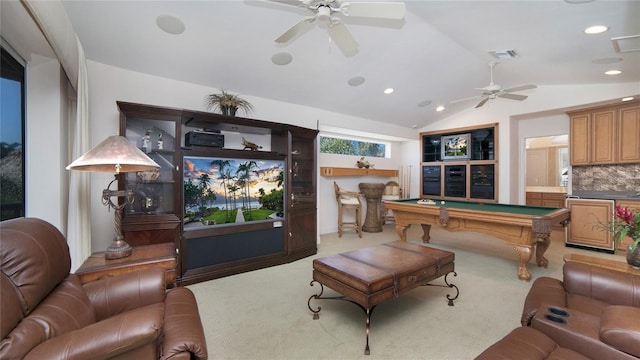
[600,305,640,358]
[521,276,567,326]
[83,267,166,320]
[161,288,208,360]
[23,303,164,360]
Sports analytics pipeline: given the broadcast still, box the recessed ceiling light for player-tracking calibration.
[605,70,622,75]
[592,57,623,64]
[384,88,394,94]
[271,52,293,66]
[417,100,432,107]
[622,97,634,101]
[584,25,608,34]
[347,76,365,86]
[436,105,445,112]
[156,15,185,35]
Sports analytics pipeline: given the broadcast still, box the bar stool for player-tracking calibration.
[333,181,362,238]
[380,181,401,225]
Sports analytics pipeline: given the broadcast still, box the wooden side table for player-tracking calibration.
[563,253,640,276]
[76,243,177,288]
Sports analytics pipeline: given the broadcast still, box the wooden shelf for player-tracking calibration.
[320,167,398,177]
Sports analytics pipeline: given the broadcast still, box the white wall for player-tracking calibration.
[420,83,640,204]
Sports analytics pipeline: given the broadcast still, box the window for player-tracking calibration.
[319,135,387,158]
[1,46,25,220]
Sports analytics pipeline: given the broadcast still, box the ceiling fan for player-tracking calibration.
[451,61,537,108]
[270,0,406,55]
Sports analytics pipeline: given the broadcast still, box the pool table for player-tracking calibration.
[383,198,571,281]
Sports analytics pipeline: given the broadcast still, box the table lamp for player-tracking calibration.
[67,135,160,259]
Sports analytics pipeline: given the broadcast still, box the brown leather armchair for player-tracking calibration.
[478,260,640,359]
[1,217,208,360]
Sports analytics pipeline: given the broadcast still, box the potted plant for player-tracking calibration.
[609,205,640,268]
[205,89,254,116]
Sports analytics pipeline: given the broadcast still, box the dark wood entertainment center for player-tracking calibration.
[117,101,318,285]
[420,123,499,202]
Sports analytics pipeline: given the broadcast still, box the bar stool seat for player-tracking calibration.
[334,181,362,238]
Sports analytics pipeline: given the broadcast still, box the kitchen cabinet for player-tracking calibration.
[568,100,640,165]
[566,198,614,251]
[420,123,498,202]
[526,191,566,208]
[618,104,640,163]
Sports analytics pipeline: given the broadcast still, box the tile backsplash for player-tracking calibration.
[572,163,640,191]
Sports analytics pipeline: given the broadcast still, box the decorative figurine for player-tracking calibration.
[242,137,262,151]
[142,129,152,153]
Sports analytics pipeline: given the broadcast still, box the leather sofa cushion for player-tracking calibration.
[475,326,590,360]
[1,273,23,339]
[1,275,95,359]
[0,218,71,315]
[563,262,640,309]
[600,305,640,358]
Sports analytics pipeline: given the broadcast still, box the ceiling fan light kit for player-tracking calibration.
[271,0,406,56]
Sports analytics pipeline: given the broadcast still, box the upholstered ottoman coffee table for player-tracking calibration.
[308,240,458,355]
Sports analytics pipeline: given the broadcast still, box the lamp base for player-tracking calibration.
[105,240,133,259]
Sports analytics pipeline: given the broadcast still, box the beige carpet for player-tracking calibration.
[187,224,625,360]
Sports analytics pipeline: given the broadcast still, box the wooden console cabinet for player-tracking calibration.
[76,243,177,288]
[117,101,318,285]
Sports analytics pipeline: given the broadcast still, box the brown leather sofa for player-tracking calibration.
[1,217,208,360]
[477,260,640,359]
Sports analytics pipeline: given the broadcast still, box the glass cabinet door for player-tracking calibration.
[290,133,316,207]
[122,118,177,215]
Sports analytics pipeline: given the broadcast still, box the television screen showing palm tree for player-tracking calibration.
[183,156,285,230]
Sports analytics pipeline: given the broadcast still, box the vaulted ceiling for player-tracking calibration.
[9,1,640,129]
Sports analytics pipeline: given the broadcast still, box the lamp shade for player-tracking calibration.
[67,135,160,173]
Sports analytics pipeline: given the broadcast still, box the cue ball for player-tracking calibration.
[441,201,445,204]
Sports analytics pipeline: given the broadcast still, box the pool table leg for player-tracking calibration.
[395,224,408,241]
[534,235,550,268]
[513,245,533,281]
[420,224,431,243]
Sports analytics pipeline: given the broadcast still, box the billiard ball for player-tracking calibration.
[441,201,445,205]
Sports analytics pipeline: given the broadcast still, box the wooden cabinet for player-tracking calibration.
[118,101,318,285]
[615,199,640,250]
[273,127,319,261]
[566,198,615,251]
[525,192,566,208]
[76,243,177,288]
[420,123,498,202]
[569,100,640,165]
[618,104,640,163]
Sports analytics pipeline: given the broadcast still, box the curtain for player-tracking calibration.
[21,0,91,270]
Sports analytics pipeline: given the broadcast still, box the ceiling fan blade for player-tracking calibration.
[498,93,528,101]
[475,97,490,108]
[339,2,407,20]
[328,20,359,55]
[275,16,316,43]
[268,0,309,7]
[450,95,482,104]
[503,84,537,93]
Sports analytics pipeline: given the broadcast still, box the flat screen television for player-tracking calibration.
[183,155,285,231]
[441,133,471,160]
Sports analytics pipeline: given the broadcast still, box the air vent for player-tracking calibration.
[488,49,519,59]
[612,35,640,53]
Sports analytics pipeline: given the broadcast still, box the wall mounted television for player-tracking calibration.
[183,155,285,231]
[441,133,471,160]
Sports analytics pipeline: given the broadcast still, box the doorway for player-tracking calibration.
[525,135,568,188]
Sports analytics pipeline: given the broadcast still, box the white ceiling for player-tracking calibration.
[12,1,640,129]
